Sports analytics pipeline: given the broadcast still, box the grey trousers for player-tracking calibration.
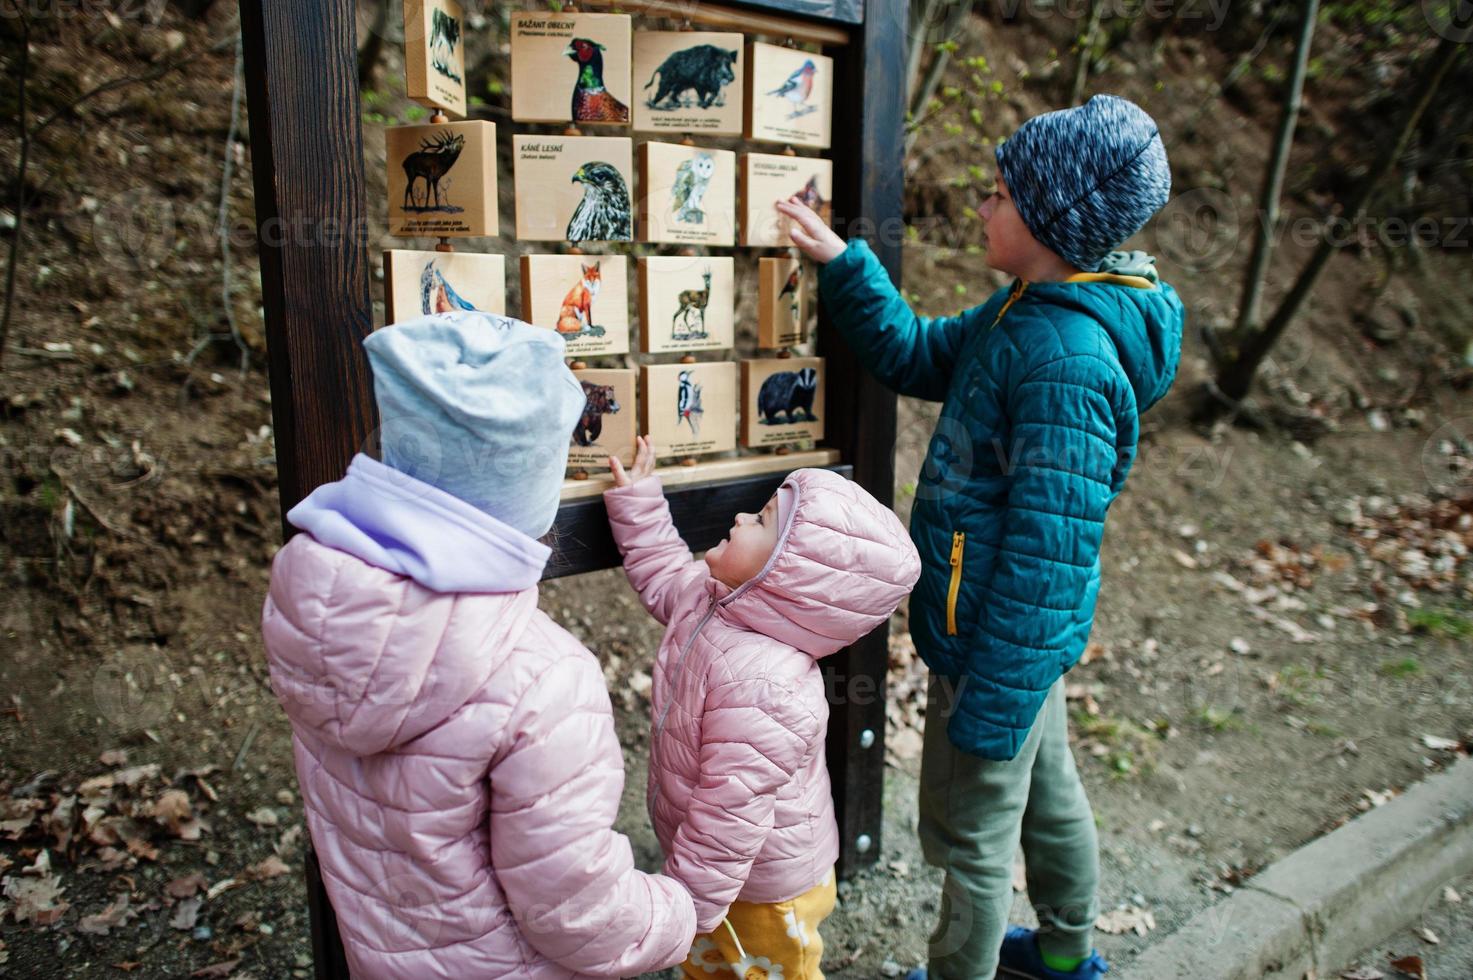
[918,675,1100,979]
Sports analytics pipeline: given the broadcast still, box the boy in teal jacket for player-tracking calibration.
[778,95,1183,979]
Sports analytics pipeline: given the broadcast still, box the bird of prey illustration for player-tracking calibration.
[565,37,630,124]
[768,59,817,119]
[419,259,479,315]
[566,162,633,243]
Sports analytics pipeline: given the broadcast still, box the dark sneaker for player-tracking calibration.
[997,926,1109,980]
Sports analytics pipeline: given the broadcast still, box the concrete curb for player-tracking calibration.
[1122,755,1473,979]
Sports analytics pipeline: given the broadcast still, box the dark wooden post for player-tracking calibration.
[239,2,373,976]
[239,0,378,532]
[821,0,908,877]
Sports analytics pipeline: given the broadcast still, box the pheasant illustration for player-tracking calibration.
[419,259,479,315]
[566,162,633,242]
[768,59,817,119]
[565,37,630,124]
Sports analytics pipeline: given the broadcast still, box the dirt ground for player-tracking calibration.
[2,3,1471,978]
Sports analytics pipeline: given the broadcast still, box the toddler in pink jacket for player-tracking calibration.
[261,313,696,978]
[604,436,921,979]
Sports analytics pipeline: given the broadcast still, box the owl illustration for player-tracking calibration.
[670,152,716,225]
[566,162,632,243]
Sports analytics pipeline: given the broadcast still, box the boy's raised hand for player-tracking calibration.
[776,196,846,264]
[609,435,656,489]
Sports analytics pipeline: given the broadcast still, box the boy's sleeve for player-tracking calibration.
[955,353,1118,753]
[662,675,822,933]
[816,237,984,402]
[490,650,696,975]
[604,475,710,626]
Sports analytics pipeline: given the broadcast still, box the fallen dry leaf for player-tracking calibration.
[1095,904,1155,936]
[1414,926,1439,945]
[78,894,136,935]
[1419,734,1461,751]
[1339,968,1385,980]
[164,872,208,899]
[1444,885,1462,904]
[243,855,290,881]
[98,749,128,766]
[190,959,241,979]
[2,873,69,925]
[169,895,202,930]
[243,807,279,829]
[1389,954,1426,980]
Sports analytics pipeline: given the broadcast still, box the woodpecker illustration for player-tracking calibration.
[676,370,703,436]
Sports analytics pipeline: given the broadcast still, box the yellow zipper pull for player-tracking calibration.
[950,532,964,565]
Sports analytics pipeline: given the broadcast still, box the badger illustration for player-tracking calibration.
[757,368,818,425]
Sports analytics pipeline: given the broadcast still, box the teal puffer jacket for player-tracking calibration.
[818,239,1184,760]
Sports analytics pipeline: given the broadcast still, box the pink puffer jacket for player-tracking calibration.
[604,468,921,932]
[261,454,695,979]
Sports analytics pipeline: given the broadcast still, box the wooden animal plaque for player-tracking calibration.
[739,152,832,248]
[641,362,738,460]
[386,120,497,238]
[741,357,825,448]
[637,142,737,246]
[638,256,735,354]
[521,253,631,357]
[569,367,636,471]
[403,0,467,118]
[757,256,806,349]
[632,32,744,135]
[745,42,833,149]
[383,249,505,325]
[510,12,632,126]
[514,135,635,243]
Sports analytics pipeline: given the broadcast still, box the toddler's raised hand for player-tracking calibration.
[776,196,846,264]
[609,435,656,488]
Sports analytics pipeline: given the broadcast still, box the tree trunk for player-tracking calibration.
[1068,0,1104,107]
[358,0,390,93]
[1229,0,1319,346]
[1212,36,1464,407]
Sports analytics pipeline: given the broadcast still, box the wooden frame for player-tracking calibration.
[240,0,905,973]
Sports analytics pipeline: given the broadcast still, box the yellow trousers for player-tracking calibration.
[681,871,838,980]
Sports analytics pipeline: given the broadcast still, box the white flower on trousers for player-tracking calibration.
[734,955,785,980]
[688,937,731,973]
[781,908,809,948]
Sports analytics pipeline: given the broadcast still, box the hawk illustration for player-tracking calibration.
[566,162,633,243]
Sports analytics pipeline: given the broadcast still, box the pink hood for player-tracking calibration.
[604,468,919,932]
[711,467,920,656]
[262,460,694,978]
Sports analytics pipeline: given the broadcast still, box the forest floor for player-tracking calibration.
[1,3,1471,979]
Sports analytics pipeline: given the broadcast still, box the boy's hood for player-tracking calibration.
[1025,249,1184,413]
[710,468,921,659]
[261,455,549,757]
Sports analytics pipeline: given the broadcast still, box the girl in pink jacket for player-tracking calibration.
[261,313,696,978]
[604,437,921,979]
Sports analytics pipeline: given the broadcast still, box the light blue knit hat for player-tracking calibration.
[994,94,1171,273]
[362,311,585,538]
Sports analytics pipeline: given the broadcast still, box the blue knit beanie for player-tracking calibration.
[362,311,585,538]
[994,94,1171,273]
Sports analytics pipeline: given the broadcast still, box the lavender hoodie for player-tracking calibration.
[261,454,696,978]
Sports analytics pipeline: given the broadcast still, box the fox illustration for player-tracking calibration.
[556,261,604,337]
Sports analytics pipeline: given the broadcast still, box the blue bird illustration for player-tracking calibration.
[420,259,479,315]
[767,59,817,119]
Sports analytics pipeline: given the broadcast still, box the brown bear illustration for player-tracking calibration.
[573,382,620,447]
